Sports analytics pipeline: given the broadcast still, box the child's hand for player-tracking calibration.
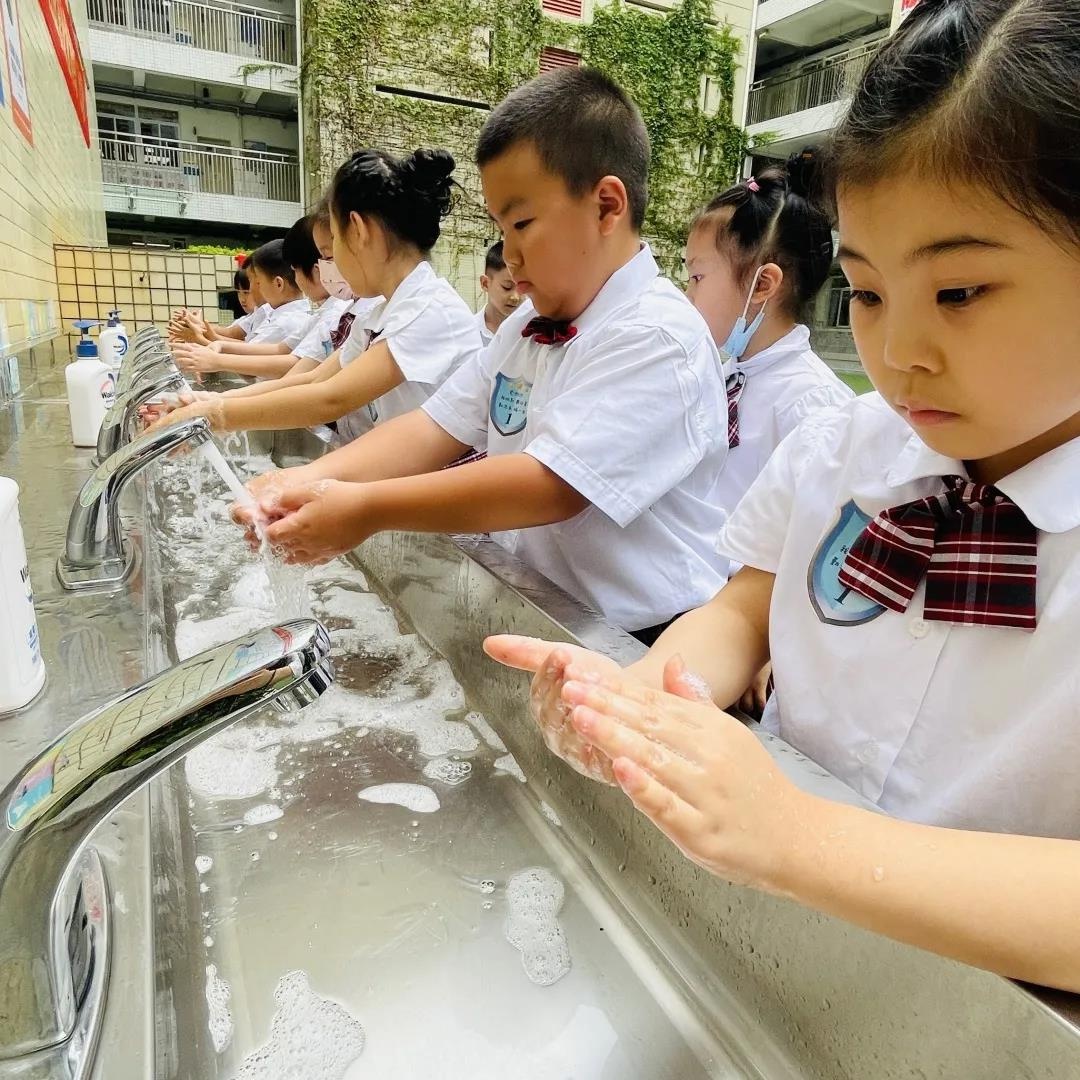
[259,479,371,565]
[483,638,714,785]
[560,672,806,890]
[174,343,222,375]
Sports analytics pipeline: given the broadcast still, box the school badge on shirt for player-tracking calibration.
[490,372,532,436]
[807,500,886,626]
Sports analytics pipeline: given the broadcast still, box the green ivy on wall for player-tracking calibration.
[301,0,747,277]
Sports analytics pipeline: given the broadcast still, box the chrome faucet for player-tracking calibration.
[0,619,333,1077]
[115,345,176,397]
[59,417,213,591]
[95,368,187,465]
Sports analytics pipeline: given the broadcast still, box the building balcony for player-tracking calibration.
[98,134,301,229]
[757,0,891,48]
[746,38,878,154]
[88,0,297,95]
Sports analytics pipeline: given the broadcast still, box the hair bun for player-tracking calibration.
[785,146,821,200]
[400,148,455,190]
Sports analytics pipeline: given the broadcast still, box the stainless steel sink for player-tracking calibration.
[2,380,1079,1080]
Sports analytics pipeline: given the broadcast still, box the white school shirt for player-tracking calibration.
[247,297,311,348]
[334,261,479,444]
[718,325,853,574]
[424,244,731,633]
[292,296,351,361]
[474,306,495,346]
[231,303,270,336]
[718,391,1080,839]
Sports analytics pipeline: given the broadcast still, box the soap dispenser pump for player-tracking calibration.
[66,320,113,447]
[98,309,129,380]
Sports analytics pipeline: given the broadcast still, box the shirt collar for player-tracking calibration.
[268,298,309,317]
[571,244,659,335]
[735,324,811,376]
[887,425,1080,534]
[362,261,435,333]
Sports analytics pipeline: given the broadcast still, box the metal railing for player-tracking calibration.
[747,40,879,125]
[88,0,296,66]
[98,134,301,204]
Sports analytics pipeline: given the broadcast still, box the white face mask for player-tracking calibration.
[318,259,354,301]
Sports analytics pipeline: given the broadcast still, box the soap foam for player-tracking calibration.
[504,867,572,987]
[495,754,527,783]
[357,783,441,814]
[464,711,507,754]
[421,757,473,787]
[195,855,213,875]
[206,963,233,1053]
[243,803,284,826]
[231,971,364,1080]
[185,729,280,802]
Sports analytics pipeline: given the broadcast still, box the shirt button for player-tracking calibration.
[857,740,880,765]
[909,618,930,639]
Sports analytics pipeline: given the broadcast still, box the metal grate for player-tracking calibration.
[538,46,580,73]
[542,0,583,16]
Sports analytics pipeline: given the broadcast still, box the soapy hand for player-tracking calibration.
[483,636,714,785]
[173,342,224,375]
[254,479,372,565]
[140,390,217,430]
[559,671,804,889]
[143,396,224,436]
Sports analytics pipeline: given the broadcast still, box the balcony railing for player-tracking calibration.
[88,0,296,67]
[747,41,879,126]
[99,134,300,204]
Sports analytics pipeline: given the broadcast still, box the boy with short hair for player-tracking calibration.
[237,68,731,641]
[475,241,520,345]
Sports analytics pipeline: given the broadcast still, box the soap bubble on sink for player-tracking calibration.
[195,854,213,875]
[495,754,527,783]
[504,867,571,987]
[539,801,562,828]
[422,757,473,786]
[243,803,284,826]
[231,970,364,1080]
[464,710,507,753]
[185,730,280,802]
[206,963,233,1053]
[358,783,440,814]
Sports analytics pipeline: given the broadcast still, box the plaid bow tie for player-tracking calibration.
[329,311,356,350]
[522,316,577,346]
[838,475,1038,630]
[726,371,745,449]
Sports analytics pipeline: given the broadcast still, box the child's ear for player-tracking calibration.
[595,175,629,235]
[754,263,784,304]
[480,273,491,293]
[273,275,286,292]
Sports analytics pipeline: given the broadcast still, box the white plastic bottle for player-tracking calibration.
[0,477,45,712]
[98,309,129,386]
[66,321,112,447]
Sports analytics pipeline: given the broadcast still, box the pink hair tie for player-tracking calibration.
[746,177,760,193]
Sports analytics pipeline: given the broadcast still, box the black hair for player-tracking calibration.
[281,215,321,277]
[249,239,297,287]
[824,0,1080,244]
[693,150,834,322]
[233,267,250,291]
[476,67,650,230]
[310,195,331,230]
[329,148,456,255]
[484,240,506,274]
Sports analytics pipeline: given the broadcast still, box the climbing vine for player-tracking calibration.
[300,0,747,281]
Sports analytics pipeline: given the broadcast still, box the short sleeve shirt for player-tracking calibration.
[718,392,1080,839]
[424,244,732,632]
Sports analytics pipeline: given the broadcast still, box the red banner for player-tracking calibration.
[37,0,89,146]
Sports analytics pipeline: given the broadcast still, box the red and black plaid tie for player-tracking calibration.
[838,476,1038,630]
[329,311,356,350]
[522,316,577,346]
[726,371,745,449]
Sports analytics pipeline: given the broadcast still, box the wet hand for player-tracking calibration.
[173,343,222,375]
[560,672,806,890]
[259,480,372,565]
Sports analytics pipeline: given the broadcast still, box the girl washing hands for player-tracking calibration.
[486,0,1080,992]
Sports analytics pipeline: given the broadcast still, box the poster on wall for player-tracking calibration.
[1,0,32,144]
[38,0,89,146]
[899,0,921,18]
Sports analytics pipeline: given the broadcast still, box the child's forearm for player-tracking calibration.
[217,340,293,356]
[781,798,1080,992]
[212,352,298,380]
[215,381,348,432]
[221,360,323,399]
[626,568,772,707]
[360,453,588,536]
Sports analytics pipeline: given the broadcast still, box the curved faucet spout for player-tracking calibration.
[0,618,333,1061]
[59,417,213,591]
[95,370,186,465]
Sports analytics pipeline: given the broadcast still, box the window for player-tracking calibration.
[542,0,583,16]
[539,46,580,73]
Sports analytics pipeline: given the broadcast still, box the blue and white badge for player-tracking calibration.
[807,500,886,626]
[489,372,532,437]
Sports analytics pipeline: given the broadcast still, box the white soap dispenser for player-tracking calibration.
[0,476,45,712]
[98,309,129,384]
[66,320,112,447]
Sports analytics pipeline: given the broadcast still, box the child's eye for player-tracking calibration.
[849,289,881,307]
[937,285,987,306]
[513,219,533,231]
